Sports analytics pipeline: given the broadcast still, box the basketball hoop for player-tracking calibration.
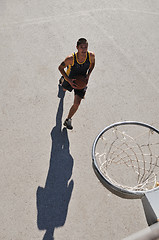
[92,121,159,199]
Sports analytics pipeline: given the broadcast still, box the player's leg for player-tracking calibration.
[64,88,87,130]
[68,94,82,119]
[64,95,82,130]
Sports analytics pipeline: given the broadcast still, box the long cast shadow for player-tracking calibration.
[36,86,74,240]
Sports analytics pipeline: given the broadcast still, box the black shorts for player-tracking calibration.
[61,77,87,99]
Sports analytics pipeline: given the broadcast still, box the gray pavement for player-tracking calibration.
[1,1,159,239]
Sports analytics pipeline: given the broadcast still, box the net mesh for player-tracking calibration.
[95,124,159,192]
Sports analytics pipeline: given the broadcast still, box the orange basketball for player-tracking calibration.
[74,75,88,89]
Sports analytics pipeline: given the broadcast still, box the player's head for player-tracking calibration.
[76,38,88,55]
[77,38,88,47]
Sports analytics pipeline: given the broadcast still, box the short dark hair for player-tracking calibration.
[77,38,88,47]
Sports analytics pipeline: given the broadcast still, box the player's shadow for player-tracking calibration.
[36,86,74,240]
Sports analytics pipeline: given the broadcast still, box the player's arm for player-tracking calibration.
[86,52,95,81]
[58,55,74,84]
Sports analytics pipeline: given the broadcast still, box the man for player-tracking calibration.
[58,38,95,130]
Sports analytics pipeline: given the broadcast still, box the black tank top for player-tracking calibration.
[66,51,91,78]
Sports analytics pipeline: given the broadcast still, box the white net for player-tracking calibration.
[95,123,159,192]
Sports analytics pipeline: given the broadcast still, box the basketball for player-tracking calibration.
[74,75,88,89]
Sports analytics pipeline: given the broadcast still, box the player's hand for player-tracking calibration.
[69,79,78,89]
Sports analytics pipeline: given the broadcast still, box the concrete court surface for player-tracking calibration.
[1,0,159,239]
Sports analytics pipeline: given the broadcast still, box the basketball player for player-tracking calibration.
[58,38,95,130]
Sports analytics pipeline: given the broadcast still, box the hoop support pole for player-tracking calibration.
[141,188,159,226]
